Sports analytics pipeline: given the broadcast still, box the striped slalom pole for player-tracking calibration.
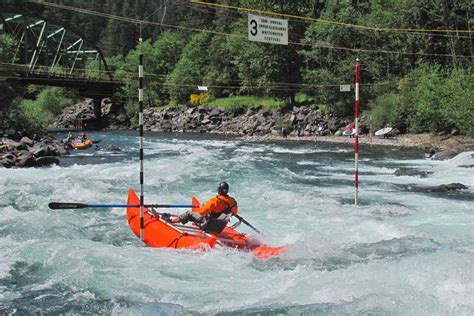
[138,28,145,241]
[354,58,360,205]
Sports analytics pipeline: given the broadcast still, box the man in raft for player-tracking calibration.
[165,182,238,233]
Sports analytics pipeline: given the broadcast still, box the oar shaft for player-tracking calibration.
[90,204,195,208]
[48,202,196,209]
[235,214,260,234]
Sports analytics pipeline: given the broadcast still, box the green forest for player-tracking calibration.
[1,0,473,135]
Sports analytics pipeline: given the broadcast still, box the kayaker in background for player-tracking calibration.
[67,131,73,142]
[78,132,86,142]
[166,182,238,233]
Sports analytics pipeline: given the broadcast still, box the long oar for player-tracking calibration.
[235,214,260,234]
[49,202,197,210]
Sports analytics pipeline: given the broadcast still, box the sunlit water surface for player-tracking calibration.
[1,131,473,315]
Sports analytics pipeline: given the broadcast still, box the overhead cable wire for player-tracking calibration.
[0,70,411,92]
[40,1,233,37]
[0,61,415,90]
[183,0,472,40]
[176,0,308,41]
[39,1,474,59]
[189,0,474,34]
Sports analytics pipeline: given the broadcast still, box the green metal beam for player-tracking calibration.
[1,9,112,81]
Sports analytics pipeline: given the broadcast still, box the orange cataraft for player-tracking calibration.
[70,139,93,149]
[126,189,285,260]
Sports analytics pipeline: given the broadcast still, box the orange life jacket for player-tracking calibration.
[199,194,238,218]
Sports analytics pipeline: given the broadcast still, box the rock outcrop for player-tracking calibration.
[0,135,65,168]
[51,99,100,130]
[140,105,365,137]
[393,168,433,178]
[427,183,468,192]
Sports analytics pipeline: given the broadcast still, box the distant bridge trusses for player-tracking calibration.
[0,12,111,80]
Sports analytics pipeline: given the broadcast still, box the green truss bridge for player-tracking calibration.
[1,0,122,99]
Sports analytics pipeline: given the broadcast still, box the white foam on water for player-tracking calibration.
[271,146,349,154]
[1,133,473,314]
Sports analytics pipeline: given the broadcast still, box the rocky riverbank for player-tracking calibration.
[139,104,474,159]
[0,133,66,168]
[49,99,474,159]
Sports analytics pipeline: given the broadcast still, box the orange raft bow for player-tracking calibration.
[69,139,93,149]
[126,189,285,260]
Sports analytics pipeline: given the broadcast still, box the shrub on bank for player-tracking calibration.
[18,87,76,129]
[209,96,283,109]
[369,65,473,136]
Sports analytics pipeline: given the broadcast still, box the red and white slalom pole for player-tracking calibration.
[354,58,360,205]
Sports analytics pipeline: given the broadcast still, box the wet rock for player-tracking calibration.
[431,149,459,160]
[35,156,60,167]
[16,150,36,167]
[393,168,433,178]
[30,142,49,157]
[427,147,437,159]
[107,144,121,152]
[56,147,68,155]
[0,153,16,168]
[428,183,468,193]
[0,134,66,168]
[1,138,27,151]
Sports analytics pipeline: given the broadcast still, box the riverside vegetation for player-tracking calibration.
[1,1,473,138]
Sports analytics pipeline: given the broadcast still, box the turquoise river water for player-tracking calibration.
[1,131,473,315]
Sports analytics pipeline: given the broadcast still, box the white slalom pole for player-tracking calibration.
[138,25,145,241]
[354,58,360,205]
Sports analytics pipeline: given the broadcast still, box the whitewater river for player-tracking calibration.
[1,131,473,315]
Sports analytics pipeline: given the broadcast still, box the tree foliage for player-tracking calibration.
[0,33,15,62]
[369,64,474,135]
[18,87,76,130]
[3,0,473,134]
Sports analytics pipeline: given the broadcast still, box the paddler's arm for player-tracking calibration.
[198,198,217,216]
[232,201,238,216]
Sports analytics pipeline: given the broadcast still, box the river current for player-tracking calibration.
[1,131,473,315]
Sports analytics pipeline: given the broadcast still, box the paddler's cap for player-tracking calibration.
[217,182,229,195]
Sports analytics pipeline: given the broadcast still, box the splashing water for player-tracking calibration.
[1,132,473,315]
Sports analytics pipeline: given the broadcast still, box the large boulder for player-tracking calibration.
[393,168,433,178]
[52,99,99,129]
[107,144,121,152]
[0,153,16,168]
[1,138,27,151]
[36,156,60,167]
[428,183,468,192]
[20,136,34,146]
[16,150,36,167]
[30,142,51,157]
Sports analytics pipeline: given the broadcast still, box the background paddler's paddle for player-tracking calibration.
[235,214,261,234]
[49,202,197,209]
